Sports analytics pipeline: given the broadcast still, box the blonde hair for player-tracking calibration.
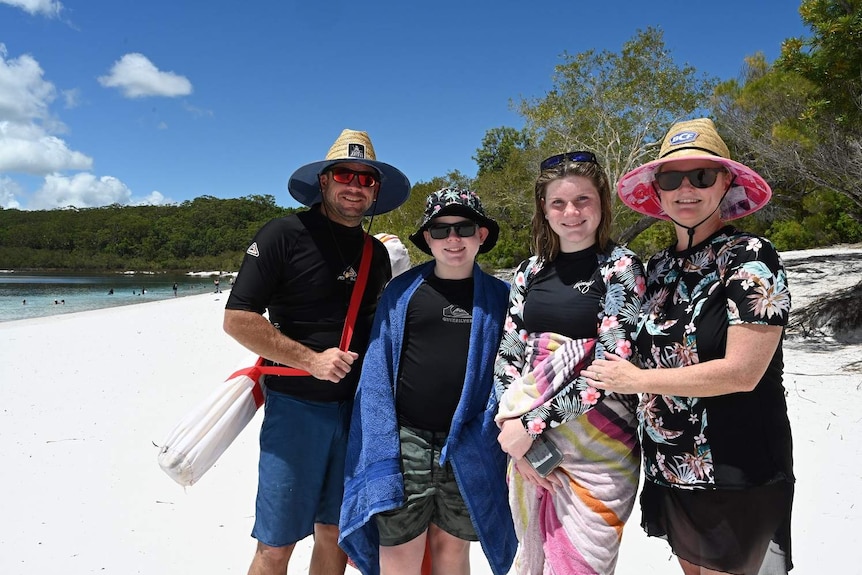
[531,160,613,261]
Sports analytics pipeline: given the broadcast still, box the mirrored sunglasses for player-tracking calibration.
[329,167,379,187]
[540,151,598,171]
[654,168,724,191]
[427,221,478,240]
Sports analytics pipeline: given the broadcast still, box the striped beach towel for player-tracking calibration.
[499,332,640,575]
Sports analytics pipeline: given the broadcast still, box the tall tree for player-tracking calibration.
[778,0,862,128]
[715,1,862,218]
[473,127,532,176]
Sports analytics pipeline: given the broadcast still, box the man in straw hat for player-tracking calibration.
[224,129,410,575]
[585,118,794,575]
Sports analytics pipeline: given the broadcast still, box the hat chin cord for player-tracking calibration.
[657,177,735,251]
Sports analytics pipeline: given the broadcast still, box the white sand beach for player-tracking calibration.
[1,246,861,574]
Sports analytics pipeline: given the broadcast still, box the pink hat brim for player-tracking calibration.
[617,155,772,221]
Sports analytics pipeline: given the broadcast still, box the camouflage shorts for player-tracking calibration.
[375,426,478,546]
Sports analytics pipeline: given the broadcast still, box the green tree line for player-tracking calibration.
[0,195,294,271]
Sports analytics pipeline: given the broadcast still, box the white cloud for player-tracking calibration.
[0,46,92,178]
[98,53,192,98]
[0,0,62,18]
[0,121,92,174]
[61,88,80,109]
[182,101,213,118]
[0,46,170,210]
[134,190,171,206]
[0,175,23,209]
[27,173,172,210]
[30,173,132,209]
[0,44,56,123]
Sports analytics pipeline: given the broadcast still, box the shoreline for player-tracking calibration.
[0,268,235,275]
[0,271,233,324]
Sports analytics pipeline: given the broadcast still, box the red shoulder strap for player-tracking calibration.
[338,233,373,351]
[231,234,376,406]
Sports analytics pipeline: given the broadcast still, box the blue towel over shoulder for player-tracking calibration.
[338,261,516,575]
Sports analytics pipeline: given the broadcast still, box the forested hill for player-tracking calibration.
[0,195,296,272]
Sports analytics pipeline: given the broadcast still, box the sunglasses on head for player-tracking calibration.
[328,167,379,187]
[540,151,598,171]
[427,221,478,240]
[654,167,725,191]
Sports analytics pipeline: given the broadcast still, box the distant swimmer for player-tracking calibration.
[173,282,178,297]
[22,299,26,305]
[108,288,114,295]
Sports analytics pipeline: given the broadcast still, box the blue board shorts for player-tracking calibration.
[251,390,352,547]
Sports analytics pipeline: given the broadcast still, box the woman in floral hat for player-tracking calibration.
[493,151,646,574]
[584,118,794,575]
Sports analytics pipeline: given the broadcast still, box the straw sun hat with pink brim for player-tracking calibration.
[617,118,772,222]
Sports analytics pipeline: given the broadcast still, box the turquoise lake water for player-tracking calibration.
[0,272,228,323]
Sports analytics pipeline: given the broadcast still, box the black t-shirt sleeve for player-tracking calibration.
[225,217,296,315]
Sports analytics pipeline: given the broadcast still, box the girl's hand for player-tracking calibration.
[497,418,535,460]
[513,456,562,492]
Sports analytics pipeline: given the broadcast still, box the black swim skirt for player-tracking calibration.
[640,480,793,575]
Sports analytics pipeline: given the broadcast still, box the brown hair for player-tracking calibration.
[531,160,613,261]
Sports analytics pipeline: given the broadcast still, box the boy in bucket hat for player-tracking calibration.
[223,129,410,575]
[586,118,794,574]
[339,188,517,575]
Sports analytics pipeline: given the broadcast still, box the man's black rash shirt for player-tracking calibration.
[225,207,392,402]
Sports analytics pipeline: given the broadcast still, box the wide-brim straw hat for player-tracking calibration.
[617,118,772,221]
[409,187,499,255]
[288,129,411,215]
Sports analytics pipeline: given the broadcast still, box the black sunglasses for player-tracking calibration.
[427,221,478,240]
[540,151,599,171]
[654,168,725,191]
[329,167,379,187]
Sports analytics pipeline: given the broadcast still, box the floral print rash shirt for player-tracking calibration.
[493,244,646,433]
[635,227,794,489]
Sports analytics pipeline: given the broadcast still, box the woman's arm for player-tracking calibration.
[587,235,790,397]
[585,323,783,396]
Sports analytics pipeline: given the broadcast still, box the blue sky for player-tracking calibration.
[0,0,809,211]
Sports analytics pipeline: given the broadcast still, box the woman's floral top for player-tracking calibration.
[635,227,794,489]
[493,244,646,433]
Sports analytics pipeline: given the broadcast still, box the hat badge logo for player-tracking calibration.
[670,131,698,146]
[348,143,366,159]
